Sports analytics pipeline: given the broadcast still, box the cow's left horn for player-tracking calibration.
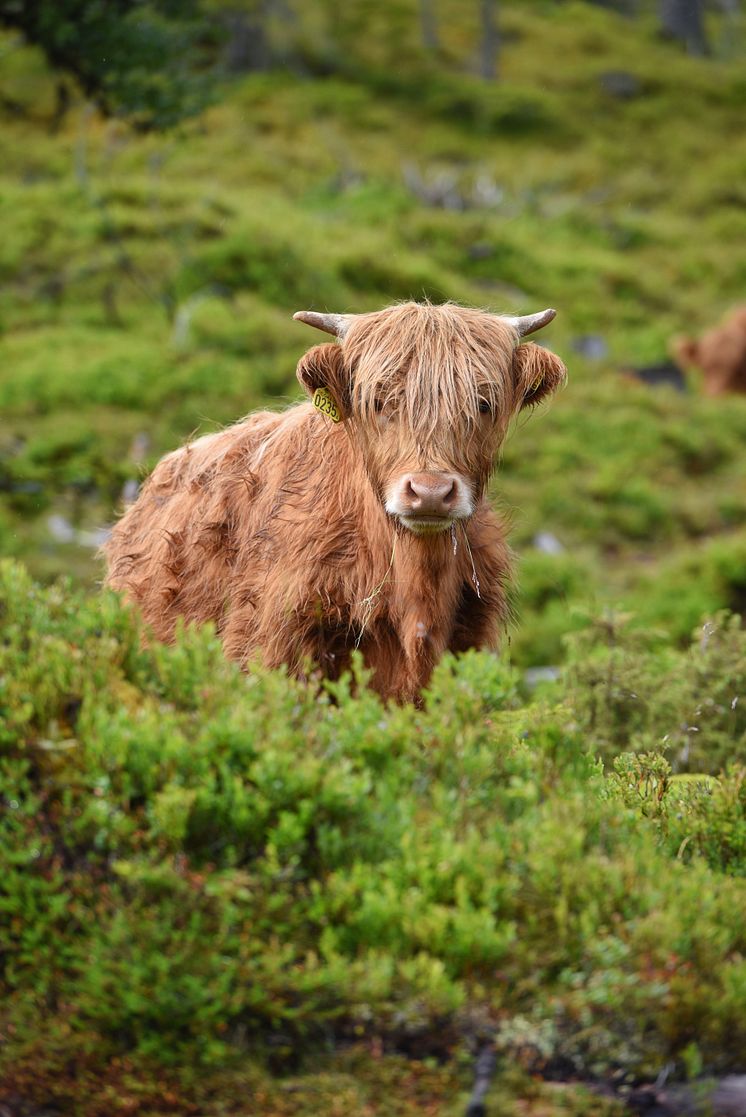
[293,311,354,339]
[504,308,557,337]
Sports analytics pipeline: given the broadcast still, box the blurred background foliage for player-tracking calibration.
[1,0,745,667]
[1,0,746,1113]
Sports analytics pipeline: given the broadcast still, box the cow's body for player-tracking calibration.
[105,302,565,702]
[674,306,746,396]
[105,403,510,702]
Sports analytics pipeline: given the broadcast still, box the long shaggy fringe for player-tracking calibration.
[345,301,518,441]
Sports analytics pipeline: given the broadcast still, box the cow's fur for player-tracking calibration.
[673,306,746,397]
[104,302,566,702]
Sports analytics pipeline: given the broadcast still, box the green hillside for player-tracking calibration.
[2,3,746,664]
[1,2,746,1112]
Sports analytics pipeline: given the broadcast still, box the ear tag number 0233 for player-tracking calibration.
[312,387,342,423]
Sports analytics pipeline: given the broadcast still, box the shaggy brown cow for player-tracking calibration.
[104,302,566,703]
[673,306,746,396]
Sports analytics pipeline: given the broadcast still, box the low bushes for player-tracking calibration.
[1,560,745,1111]
[565,607,746,775]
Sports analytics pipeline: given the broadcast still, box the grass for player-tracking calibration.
[2,8,746,668]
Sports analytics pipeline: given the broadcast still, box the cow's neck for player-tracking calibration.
[351,463,473,701]
[387,522,466,699]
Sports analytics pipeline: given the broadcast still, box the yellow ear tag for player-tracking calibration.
[312,386,342,423]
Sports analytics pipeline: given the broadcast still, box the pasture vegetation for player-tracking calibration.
[1,562,745,1114]
[1,1,746,1112]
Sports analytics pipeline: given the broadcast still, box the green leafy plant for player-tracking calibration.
[1,561,746,1111]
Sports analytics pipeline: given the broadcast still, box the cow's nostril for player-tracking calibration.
[406,479,421,506]
[443,481,457,508]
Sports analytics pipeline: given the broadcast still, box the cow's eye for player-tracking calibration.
[374,398,386,414]
[478,398,493,415]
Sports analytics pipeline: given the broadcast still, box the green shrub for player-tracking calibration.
[2,562,746,1101]
[564,610,746,774]
[608,752,746,874]
[177,225,345,309]
[630,532,746,641]
[512,550,599,666]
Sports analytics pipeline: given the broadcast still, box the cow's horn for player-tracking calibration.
[293,311,354,339]
[504,308,557,337]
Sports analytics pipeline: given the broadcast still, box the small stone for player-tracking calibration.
[572,335,608,361]
[524,666,561,688]
[47,514,76,543]
[599,70,643,99]
[468,242,494,260]
[122,479,141,505]
[621,362,687,392]
[533,531,564,555]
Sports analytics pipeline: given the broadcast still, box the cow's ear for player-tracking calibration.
[672,336,699,367]
[296,343,351,417]
[514,342,567,409]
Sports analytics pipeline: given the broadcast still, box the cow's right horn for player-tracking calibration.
[504,308,557,337]
[293,311,354,339]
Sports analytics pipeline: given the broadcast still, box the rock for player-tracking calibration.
[533,531,565,555]
[122,478,141,506]
[572,334,608,361]
[468,242,495,260]
[129,432,150,464]
[599,70,643,99]
[47,514,76,543]
[620,362,687,392]
[47,514,110,549]
[713,1077,746,1117]
[77,526,111,549]
[624,1075,746,1116]
[524,666,561,687]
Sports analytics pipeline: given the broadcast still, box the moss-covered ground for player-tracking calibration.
[1,3,746,1112]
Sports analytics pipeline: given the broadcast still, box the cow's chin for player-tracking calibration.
[397,515,455,536]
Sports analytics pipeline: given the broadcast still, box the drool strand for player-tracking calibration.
[354,532,398,648]
[461,524,481,599]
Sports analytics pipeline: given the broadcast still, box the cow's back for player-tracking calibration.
[104,408,295,642]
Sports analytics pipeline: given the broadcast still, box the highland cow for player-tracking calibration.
[104,302,566,703]
[674,305,746,397]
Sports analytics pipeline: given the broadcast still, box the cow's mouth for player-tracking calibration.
[398,514,454,535]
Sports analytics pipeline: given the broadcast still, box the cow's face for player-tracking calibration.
[297,303,566,535]
[674,324,746,398]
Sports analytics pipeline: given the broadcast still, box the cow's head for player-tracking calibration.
[295,302,566,535]
[673,308,746,397]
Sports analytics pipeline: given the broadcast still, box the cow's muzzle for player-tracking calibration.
[386,472,473,534]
